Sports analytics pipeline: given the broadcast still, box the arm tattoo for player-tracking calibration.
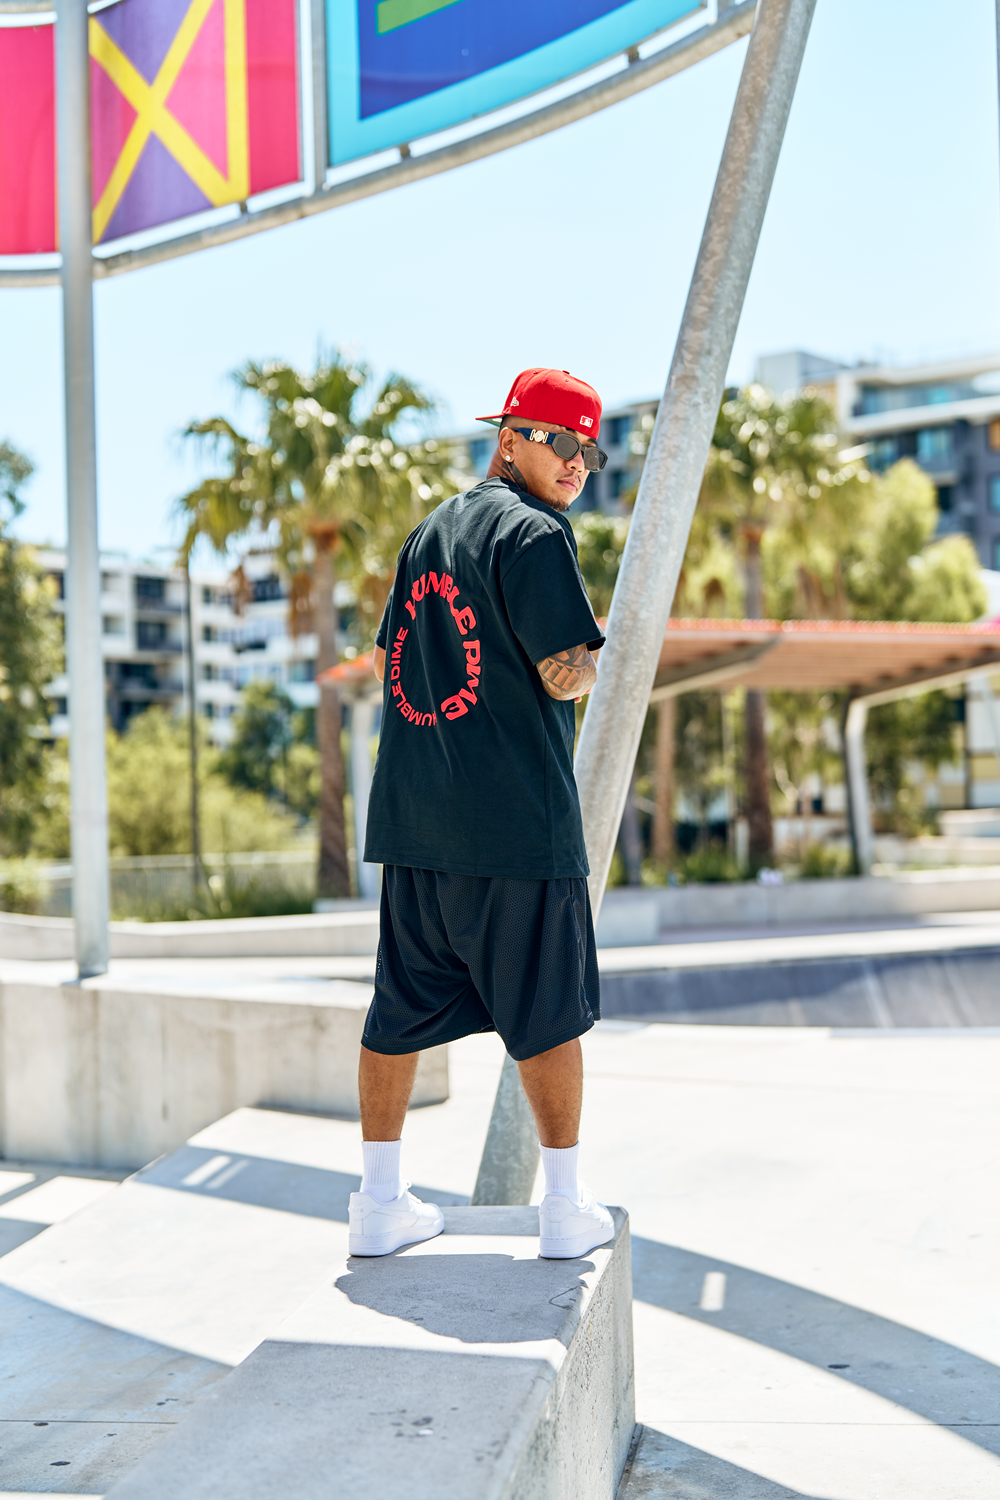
[535,643,598,700]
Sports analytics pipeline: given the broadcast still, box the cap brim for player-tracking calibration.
[474,414,504,426]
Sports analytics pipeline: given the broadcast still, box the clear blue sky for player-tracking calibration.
[2,0,998,558]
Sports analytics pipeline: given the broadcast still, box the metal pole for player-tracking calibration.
[310,0,328,192]
[470,1055,540,1207]
[472,0,817,1205]
[350,695,380,900]
[843,696,872,875]
[184,563,203,898]
[57,0,109,977]
[574,0,818,922]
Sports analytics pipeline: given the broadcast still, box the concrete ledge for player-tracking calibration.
[0,908,381,962]
[0,975,446,1168]
[105,1206,635,1500]
[595,869,1000,944]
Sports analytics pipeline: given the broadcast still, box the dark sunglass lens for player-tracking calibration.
[583,447,607,472]
[550,433,577,460]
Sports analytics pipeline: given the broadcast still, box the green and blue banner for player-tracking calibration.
[327,0,702,166]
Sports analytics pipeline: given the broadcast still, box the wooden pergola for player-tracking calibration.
[650,618,1000,870]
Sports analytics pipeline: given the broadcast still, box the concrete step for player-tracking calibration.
[0,1107,374,1493]
[0,966,446,1168]
[594,870,1000,945]
[104,1205,634,1500]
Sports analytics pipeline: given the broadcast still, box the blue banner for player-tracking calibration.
[327,0,703,166]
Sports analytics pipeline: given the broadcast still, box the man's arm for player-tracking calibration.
[535,643,598,701]
[374,645,385,682]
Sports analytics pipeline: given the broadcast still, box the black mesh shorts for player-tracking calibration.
[362,866,600,1062]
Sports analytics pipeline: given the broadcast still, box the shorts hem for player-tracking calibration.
[504,1014,597,1063]
[361,1021,496,1057]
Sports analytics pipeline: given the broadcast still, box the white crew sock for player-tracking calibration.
[540,1142,580,1203]
[361,1139,403,1203]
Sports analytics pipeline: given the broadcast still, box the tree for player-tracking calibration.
[699,385,867,866]
[0,443,61,855]
[217,680,319,820]
[177,351,458,897]
[105,708,300,857]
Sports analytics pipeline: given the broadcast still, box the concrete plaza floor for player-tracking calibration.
[2,1015,997,1498]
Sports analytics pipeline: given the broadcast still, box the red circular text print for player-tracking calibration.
[388,569,482,727]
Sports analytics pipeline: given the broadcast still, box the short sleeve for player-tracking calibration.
[501,532,605,664]
[374,589,393,649]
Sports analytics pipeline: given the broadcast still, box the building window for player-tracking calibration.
[137,621,167,649]
[202,586,213,605]
[202,625,215,643]
[870,437,899,471]
[102,615,125,636]
[201,664,216,681]
[994,538,1000,571]
[607,416,630,447]
[135,575,165,602]
[467,438,490,475]
[916,427,953,465]
[51,697,67,716]
[990,476,1000,513]
[989,420,1000,452]
[937,485,954,513]
[47,571,65,599]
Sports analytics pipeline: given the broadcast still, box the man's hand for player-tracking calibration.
[374,645,386,682]
[535,643,598,702]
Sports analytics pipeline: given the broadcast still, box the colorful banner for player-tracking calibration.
[0,0,300,253]
[327,0,702,166]
[0,25,55,255]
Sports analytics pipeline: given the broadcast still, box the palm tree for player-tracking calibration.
[177,351,457,898]
[699,385,863,864]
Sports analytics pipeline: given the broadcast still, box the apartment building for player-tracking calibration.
[38,548,324,746]
[39,548,188,737]
[756,349,1000,571]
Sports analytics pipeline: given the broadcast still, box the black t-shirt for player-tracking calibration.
[364,477,605,880]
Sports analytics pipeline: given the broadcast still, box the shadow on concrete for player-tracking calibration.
[601,949,1000,1028]
[139,1143,468,1223]
[619,1425,828,1499]
[334,1251,595,1346]
[631,1236,1000,1458]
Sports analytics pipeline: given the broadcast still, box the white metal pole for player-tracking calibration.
[310,0,328,192]
[472,0,817,1205]
[574,0,818,920]
[351,695,380,899]
[56,0,109,977]
[843,697,873,875]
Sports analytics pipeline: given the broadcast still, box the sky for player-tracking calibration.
[2,0,999,560]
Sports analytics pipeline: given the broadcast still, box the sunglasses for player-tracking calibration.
[510,427,608,472]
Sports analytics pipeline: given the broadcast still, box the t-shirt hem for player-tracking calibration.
[365,851,591,881]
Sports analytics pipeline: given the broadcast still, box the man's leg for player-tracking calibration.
[516,1037,582,1149]
[359,1045,419,1141]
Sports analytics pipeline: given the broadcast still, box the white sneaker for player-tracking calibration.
[538,1186,614,1259]
[348,1186,444,1257]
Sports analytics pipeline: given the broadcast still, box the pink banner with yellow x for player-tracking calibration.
[0,0,299,254]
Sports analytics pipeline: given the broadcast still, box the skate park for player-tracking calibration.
[2,0,1000,1496]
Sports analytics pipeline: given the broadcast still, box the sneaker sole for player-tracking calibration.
[349,1214,444,1257]
[539,1225,614,1260]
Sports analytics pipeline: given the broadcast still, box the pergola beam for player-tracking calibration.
[649,639,777,700]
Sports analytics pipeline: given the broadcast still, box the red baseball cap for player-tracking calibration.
[477,367,602,439]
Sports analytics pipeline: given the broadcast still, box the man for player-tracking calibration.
[349,367,614,1261]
